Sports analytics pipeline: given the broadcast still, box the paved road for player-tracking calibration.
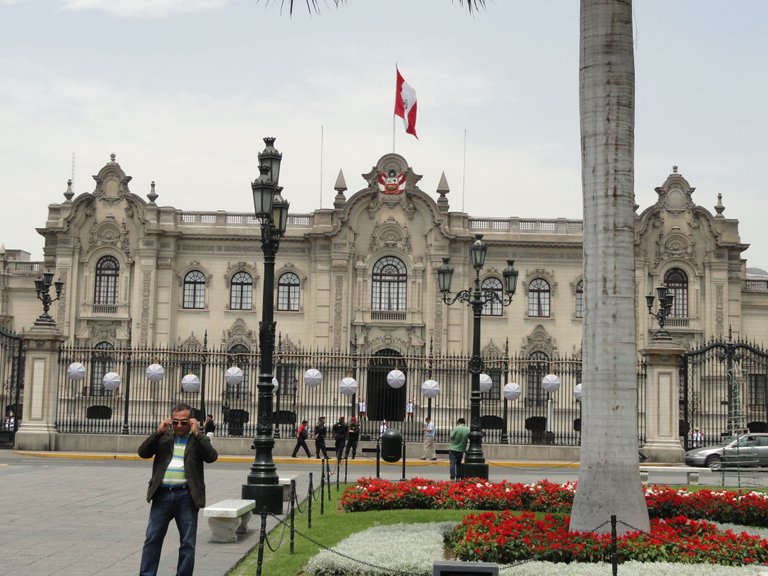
[1,449,764,575]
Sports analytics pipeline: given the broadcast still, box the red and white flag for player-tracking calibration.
[394,67,418,139]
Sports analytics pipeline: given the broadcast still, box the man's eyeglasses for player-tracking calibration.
[172,420,189,426]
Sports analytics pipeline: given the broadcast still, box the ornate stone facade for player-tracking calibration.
[2,154,766,360]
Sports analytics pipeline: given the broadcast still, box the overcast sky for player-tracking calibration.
[2,1,766,268]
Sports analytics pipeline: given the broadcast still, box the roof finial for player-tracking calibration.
[333,169,347,209]
[714,192,725,218]
[64,179,74,202]
[147,181,158,205]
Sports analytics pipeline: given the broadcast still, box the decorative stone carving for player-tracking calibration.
[140,270,152,345]
[333,275,343,350]
[224,262,259,287]
[179,333,202,350]
[223,319,254,350]
[521,325,558,358]
[369,219,412,254]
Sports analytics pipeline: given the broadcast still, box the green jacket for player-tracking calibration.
[138,430,218,509]
[449,424,470,452]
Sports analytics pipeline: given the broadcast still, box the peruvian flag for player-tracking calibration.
[394,67,418,139]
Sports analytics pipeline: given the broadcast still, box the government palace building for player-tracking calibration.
[2,151,768,454]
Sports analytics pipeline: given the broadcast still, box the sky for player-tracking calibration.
[1,1,767,268]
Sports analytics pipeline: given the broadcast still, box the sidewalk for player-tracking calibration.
[0,450,310,576]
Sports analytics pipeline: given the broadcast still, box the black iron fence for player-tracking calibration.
[0,325,24,442]
[56,340,648,447]
[680,333,768,450]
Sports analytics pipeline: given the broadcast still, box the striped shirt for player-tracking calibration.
[162,435,189,487]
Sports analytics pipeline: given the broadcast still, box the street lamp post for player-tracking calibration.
[437,234,518,480]
[646,286,674,340]
[242,137,289,518]
[34,272,64,325]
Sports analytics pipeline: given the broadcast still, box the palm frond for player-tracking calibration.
[279,0,485,15]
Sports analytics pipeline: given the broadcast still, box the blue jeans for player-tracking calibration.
[140,488,199,576]
[449,450,464,480]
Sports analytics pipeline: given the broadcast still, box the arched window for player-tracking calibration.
[372,257,407,311]
[526,351,549,407]
[229,271,252,310]
[664,268,688,317]
[227,344,250,401]
[277,272,300,311]
[90,341,114,397]
[528,278,551,317]
[94,256,119,306]
[575,279,584,318]
[183,271,206,309]
[481,277,503,316]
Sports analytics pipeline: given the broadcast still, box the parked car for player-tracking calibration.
[684,433,768,470]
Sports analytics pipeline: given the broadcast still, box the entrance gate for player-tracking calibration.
[680,329,768,450]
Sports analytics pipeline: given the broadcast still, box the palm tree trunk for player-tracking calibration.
[570,0,650,535]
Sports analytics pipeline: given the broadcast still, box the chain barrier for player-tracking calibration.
[293,484,307,514]
[263,510,290,553]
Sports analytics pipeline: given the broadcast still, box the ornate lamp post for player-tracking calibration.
[242,137,289,518]
[34,272,64,325]
[646,286,674,340]
[437,234,518,479]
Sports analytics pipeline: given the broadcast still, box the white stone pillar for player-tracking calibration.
[640,340,685,463]
[14,323,65,451]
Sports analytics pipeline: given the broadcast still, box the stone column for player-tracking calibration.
[14,322,66,451]
[640,339,685,463]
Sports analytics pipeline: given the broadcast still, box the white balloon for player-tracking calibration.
[573,383,584,401]
[224,366,244,386]
[479,373,493,393]
[181,373,200,393]
[145,363,165,382]
[503,382,521,401]
[386,369,406,389]
[421,379,440,399]
[67,362,86,381]
[340,377,358,396]
[542,373,561,393]
[304,368,322,388]
[102,371,121,391]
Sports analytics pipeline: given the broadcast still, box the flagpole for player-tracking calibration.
[392,116,396,153]
[320,125,324,207]
[393,63,397,153]
[462,129,467,212]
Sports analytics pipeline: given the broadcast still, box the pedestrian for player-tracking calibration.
[449,417,470,481]
[137,402,218,576]
[332,415,349,460]
[292,419,311,457]
[314,416,329,459]
[379,419,388,438]
[692,427,704,448]
[358,397,367,420]
[406,399,414,421]
[345,416,360,459]
[420,416,437,461]
[203,414,215,437]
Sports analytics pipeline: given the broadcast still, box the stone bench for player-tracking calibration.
[203,499,256,543]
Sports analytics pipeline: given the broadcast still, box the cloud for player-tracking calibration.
[59,0,229,19]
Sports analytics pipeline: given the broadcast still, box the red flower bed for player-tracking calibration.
[341,478,768,565]
[341,477,768,528]
[448,511,768,566]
